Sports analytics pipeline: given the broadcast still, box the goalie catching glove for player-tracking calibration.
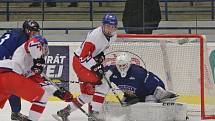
[53,87,73,102]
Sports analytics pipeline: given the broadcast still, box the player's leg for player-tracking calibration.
[73,56,109,121]
[73,55,97,107]
[73,56,108,120]
[56,83,94,120]
[0,71,45,121]
[9,95,21,113]
[89,79,109,121]
[57,91,93,121]
[9,95,29,121]
[145,75,178,102]
[29,90,49,121]
[56,56,98,120]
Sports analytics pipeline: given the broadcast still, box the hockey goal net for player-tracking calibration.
[102,34,215,120]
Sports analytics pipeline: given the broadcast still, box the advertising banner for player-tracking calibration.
[43,46,70,90]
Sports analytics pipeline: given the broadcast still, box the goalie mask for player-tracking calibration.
[116,53,131,78]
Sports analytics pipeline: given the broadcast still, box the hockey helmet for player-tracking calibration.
[102,14,118,27]
[116,53,131,78]
[31,35,49,56]
[23,20,40,32]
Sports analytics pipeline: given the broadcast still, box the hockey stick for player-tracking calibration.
[41,73,98,121]
[102,74,128,107]
[51,79,103,85]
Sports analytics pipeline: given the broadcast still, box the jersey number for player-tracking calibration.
[0,34,10,45]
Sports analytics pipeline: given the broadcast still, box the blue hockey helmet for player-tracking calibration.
[32,34,48,44]
[31,34,49,56]
[102,14,118,27]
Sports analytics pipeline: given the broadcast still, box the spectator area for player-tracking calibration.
[1,21,215,42]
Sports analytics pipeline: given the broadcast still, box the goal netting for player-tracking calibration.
[101,34,215,120]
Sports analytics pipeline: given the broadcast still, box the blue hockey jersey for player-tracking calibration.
[0,28,28,60]
[105,64,165,101]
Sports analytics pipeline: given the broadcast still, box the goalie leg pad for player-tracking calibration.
[154,86,178,102]
[102,102,188,121]
[145,95,157,102]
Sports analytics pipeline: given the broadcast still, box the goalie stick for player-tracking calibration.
[102,74,135,107]
[103,74,141,107]
[40,73,99,121]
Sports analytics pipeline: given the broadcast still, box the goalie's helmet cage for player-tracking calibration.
[102,14,118,27]
[116,53,131,78]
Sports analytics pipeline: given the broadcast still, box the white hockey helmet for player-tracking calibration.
[116,53,131,77]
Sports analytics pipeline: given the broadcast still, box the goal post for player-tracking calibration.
[102,34,215,120]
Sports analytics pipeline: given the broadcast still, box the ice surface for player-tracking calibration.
[0,100,214,121]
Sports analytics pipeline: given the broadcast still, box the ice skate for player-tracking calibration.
[52,105,71,121]
[88,111,104,121]
[11,112,30,121]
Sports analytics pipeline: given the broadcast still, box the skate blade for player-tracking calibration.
[52,114,71,121]
[52,114,63,121]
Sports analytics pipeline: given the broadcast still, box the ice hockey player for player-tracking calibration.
[0,35,73,121]
[0,20,40,120]
[105,53,178,105]
[55,13,118,121]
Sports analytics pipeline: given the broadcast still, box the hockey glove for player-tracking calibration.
[91,63,104,79]
[53,87,73,102]
[31,58,45,74]
[29,73,45,83]
[94,52,105,64]
[122,95,140,106]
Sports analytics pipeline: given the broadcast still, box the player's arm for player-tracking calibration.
[79,41,97,69]
[79,41,105,80]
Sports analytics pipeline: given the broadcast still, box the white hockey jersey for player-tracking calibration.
[0,35,47,77]
[75,26,117,69]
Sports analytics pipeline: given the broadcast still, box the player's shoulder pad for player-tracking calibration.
[130,64,147,73]
[86,27,102,40]
[9,28,24,36]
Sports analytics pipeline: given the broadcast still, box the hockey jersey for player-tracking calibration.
[75,26,117,70]
[0,28,28,60]
[0,35,47,77]
[105,64,165,100]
